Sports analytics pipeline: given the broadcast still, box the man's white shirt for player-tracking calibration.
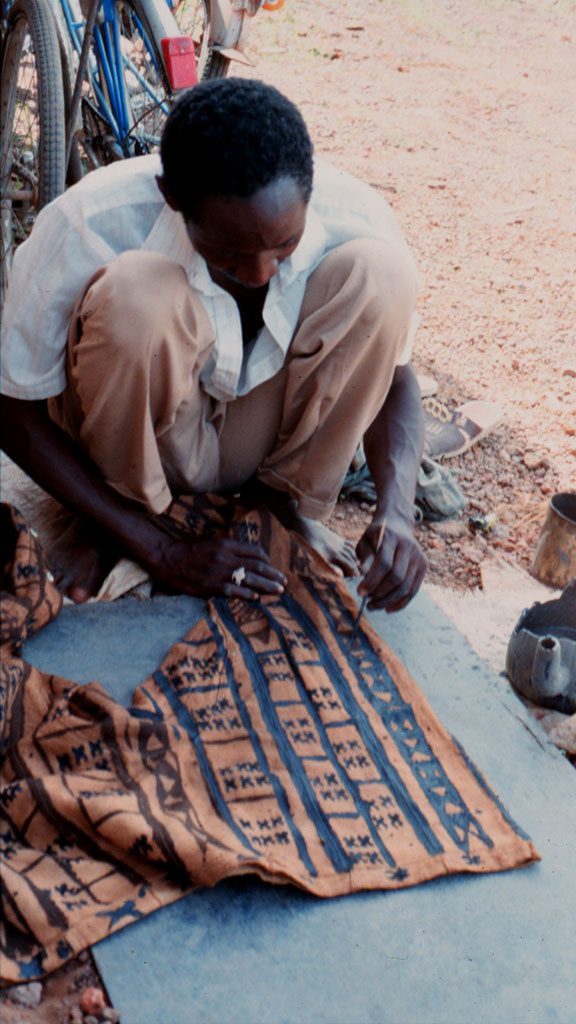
[1,155,418,402]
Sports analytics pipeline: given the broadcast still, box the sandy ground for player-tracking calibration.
[246,0,575,477]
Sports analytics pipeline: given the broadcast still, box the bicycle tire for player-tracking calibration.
[0,0,66,297]
[59,31,84,186]
[202,49,231,80]
[170,0,230,79]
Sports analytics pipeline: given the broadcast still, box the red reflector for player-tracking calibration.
[161,37,198,90]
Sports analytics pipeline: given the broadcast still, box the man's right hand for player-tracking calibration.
[0,395,287,602]
[148,531,287,600]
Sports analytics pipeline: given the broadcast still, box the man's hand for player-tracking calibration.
[355,513,428,613]
[0,395,289,603]
[148,531,287,600]
[47,514,287,603]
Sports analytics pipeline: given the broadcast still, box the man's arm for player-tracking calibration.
[0,395,286,601]
[356,362,428,612]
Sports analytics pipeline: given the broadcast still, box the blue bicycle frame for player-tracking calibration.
[59,0,171,159]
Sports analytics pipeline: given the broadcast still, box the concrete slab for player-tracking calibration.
[25,590,576,1024]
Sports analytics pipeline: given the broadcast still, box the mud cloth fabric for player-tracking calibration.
[0,500,539,983]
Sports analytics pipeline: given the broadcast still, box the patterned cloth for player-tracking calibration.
[0,499,539,983]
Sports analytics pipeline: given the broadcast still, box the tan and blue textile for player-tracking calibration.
[0,499,539,983]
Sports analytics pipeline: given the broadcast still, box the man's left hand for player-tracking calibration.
[355,513,428,613]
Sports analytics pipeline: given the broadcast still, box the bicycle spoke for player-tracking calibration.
[2,28,41,255]
[116,2,170,155]
[170,0,210,78]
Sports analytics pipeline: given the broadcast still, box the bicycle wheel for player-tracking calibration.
[115,0,172,155]
[79,0,172,168]
[170,0,230,79]
[0,0,66,298]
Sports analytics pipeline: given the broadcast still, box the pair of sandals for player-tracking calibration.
[341,379,504,521]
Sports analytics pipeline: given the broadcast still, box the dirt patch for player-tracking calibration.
[328,408,565,595]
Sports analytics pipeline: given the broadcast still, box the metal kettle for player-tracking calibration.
[506,578,576,713]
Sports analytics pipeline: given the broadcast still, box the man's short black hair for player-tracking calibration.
[160,78,314,221]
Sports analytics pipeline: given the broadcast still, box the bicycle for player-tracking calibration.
[0,0,277,298]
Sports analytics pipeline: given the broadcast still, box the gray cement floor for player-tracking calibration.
[25,588,576,1024]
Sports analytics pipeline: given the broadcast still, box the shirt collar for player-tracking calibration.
[277,205,326,289]
[141,200,327,296]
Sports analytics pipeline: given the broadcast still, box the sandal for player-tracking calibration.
[340,463,376,504]
[340,456,465,522]
[423,398,504,459]
[415,455,466,521]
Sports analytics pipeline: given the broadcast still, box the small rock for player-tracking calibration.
[523,451,542,470]
[80,988,107,1016]
[492,524,510,539]
[85,1017,101,1024]
[430,520,469,539]
[69,1008,83,1024]
[103,1009,122,1023]
[561,364,576,378]
[460,543,484,565]
[427,537,446,551]
[7,982,43,1009]
[543,395,564,412]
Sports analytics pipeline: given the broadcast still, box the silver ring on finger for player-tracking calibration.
[232,566,247,586]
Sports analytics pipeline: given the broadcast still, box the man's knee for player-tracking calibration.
[312,238,417,313]
[77,251,191,360]
[299,238,417,367]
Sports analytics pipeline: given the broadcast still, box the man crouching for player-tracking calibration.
[0,78,427,610]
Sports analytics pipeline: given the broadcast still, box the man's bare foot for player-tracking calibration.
[240,479,359,576]
[275,505,359,577]
[47,515,122,603]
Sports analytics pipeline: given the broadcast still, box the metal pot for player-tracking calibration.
[506,578,576,712]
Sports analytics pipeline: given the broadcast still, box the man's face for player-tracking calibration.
[185,175,308,291]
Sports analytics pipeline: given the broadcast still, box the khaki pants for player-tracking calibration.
[49,238,416,519]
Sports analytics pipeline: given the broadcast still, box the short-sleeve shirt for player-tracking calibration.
[1,156,418,402]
